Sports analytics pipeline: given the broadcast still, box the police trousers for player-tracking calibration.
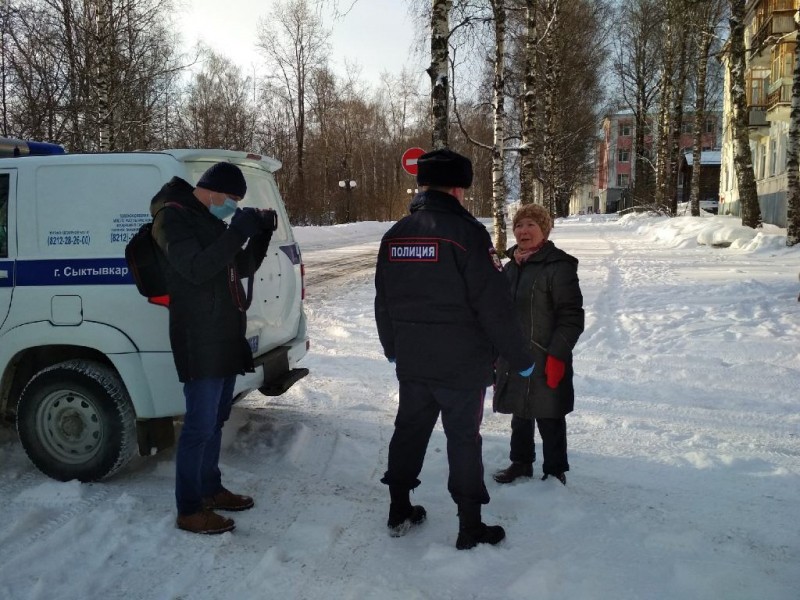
[381,380,490,506]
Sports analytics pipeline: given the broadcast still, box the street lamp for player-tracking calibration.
[339,179,357,222]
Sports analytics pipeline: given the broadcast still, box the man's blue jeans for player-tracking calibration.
[175,376,236,515]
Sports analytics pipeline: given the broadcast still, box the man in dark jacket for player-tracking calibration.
[374,149,535,550]
[151,162,276,534]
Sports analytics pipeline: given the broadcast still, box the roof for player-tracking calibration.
[683,150,721,166]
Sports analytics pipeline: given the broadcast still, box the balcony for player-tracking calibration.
[767,80,793,119]
[750,1,798,53]
[748,108,770,139]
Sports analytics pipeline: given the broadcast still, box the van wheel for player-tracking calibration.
[16,360,137,482]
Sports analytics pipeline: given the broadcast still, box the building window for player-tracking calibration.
[780,133,788,173]
[619,123,632,137]
[616,174,630,187]
[618,149,630,163]
[771,42,797,82]
[682,122,694,134]
[769,138,777,177]
[704,119,716,134]
[747,70,768,107]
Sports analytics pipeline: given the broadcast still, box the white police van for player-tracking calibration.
[0,138,308,482]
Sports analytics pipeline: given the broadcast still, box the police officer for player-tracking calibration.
[374,149,535,550]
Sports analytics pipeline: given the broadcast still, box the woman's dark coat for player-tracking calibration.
[150,177,271,382]
[493,241,584,419]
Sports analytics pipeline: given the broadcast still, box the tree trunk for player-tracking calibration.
[95,0,112,152]
[520,0,537,205]
[542,0,559,215]
[668,35,688,214]
[429,0,451,150]
[690,27,713,217]
[787,27,800,246]
[490,0,508,255]
[655,13,674,207]
[729,0,762,228]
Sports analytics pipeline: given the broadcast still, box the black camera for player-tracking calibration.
[259,209,278,232]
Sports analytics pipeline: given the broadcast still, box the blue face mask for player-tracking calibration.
[209,196,237,220]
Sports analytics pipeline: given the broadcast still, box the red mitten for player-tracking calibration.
[545,355,566,389]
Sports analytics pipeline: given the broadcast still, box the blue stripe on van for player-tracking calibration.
[11,258,132,286]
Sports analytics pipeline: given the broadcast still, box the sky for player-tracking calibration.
[176,0,425,87]
[1,212,799,599]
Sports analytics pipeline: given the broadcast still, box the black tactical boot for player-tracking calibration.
[492,462,533,484]
[456,504,505,550]
[387,486,427,537]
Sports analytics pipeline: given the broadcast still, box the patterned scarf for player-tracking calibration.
[514,240,546,265]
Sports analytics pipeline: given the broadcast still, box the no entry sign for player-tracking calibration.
[401,147,426,176]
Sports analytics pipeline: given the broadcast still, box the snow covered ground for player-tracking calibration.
[1,212,799,600]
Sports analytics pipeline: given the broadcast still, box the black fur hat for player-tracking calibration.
[196,162,247,198]
[416,149,473,189]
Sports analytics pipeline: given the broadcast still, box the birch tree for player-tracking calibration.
[689,0,725,217]
[614,0,663,204]
[489,0,508,252]
[541,0,560,215]
[519,0,539,205]
[786,19,800,246]
[429,0,451,149]
[4,0,181,151]
[654,0,677,208]
[728,0,762,229]
[667,32,689,214]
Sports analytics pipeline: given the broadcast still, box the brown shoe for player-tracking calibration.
[492,462,533,484]
[176,509,235,534]
[203,487,254,512]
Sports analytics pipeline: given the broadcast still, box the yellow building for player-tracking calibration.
[719,0,798,226]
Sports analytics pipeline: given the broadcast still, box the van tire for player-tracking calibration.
[16,360,137,482]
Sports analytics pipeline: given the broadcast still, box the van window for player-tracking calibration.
[186,162,289,243]
[0,173,8,257]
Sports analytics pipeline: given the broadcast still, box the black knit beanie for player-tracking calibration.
[196,162,247,198]
[416,149,473,189]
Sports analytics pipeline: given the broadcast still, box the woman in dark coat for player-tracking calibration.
[493,204,584,485]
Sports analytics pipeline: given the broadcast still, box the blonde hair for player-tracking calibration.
[512,204,553,239]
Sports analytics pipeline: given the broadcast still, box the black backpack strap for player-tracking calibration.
[227,264,254,312]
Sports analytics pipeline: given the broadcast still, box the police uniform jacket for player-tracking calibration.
[374,190,534,390]
[493,241,584,419]
[150,177,272,382]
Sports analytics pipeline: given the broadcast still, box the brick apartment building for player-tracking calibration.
[595,110,720,213]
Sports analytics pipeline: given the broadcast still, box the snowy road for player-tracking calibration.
[0,214,798,600]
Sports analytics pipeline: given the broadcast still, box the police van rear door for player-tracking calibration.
[0,170,16,330]
[182,157,303,358]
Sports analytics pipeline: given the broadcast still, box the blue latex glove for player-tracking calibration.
[229,207,263,238]
[518,364,535,377]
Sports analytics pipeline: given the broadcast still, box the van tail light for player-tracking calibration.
[300,262,306,300]
[148,295,170,307]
